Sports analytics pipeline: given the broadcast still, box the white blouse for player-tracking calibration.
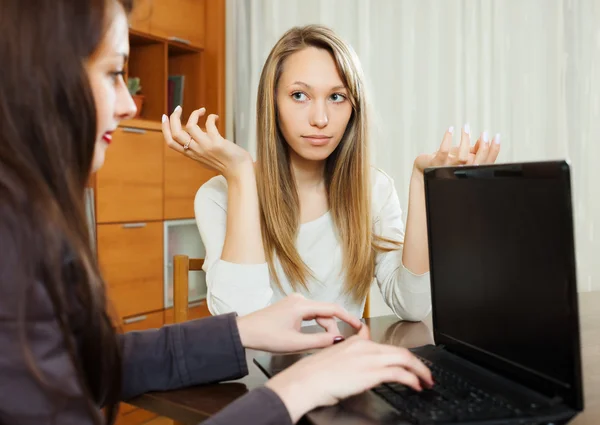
[194,167,431,320]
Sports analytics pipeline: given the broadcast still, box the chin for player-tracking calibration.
[91,144,107,172]
[295,146,336,162]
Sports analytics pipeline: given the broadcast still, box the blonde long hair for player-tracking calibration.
[256,25,400,302]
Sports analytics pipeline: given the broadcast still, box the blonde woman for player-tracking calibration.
[162,25,501,320]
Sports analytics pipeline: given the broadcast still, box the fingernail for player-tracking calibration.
[494,133,501,144]
[448,126,454,134]
[333,336,345,344]
[464,123,470,135]
[162,114,167,123]
[175,105,182,112]
[482,131,489,143]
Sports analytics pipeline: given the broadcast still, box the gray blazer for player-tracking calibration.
[0,276,292,425]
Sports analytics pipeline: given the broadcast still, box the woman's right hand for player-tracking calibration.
[265,325,434,423]
[161,106,253,180]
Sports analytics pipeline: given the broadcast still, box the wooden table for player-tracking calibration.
[129,292,600,424]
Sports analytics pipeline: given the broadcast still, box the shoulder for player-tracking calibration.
[370,166,397,210]
[194,174,228,212]
[371,167,401,220]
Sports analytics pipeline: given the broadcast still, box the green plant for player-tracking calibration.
[127,77,142,95]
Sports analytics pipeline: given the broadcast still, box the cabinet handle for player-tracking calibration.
[188,301,205,308]
[122,223,147,229]
[168,36,191,45]
[124,315,147,324]
[122,127,146,134]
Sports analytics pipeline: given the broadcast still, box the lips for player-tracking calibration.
[302,135,332,146]
[102,132,113,145]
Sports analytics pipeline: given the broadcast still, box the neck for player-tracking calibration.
[289,150,326,190]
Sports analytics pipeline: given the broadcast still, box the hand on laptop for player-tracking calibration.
[236,293,363,352]
[265,324,435,423]
[413,125,501,173]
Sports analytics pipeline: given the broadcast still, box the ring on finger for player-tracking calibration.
[183,135,193,150]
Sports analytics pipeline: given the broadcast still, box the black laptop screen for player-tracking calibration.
[424,163,579,398]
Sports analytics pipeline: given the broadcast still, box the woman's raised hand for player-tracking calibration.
[161,106,253,180]
[414,125,501,173]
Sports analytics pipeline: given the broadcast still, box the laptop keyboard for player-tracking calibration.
[372,356,525,424]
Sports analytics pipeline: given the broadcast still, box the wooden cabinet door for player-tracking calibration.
[96,127,163,224]
[150,0,206,48]
[164,144,217,219]
[98,222,164,319]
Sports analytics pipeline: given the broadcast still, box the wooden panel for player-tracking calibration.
[128,0,152,33]
[120,118,162,131]
[150,0,206,48]
[115,405,157,425]
[164,299,210,324]
[164,144,216,219]
[96,128,163,223]
[128,40,167,121]
[98,222,164,318]
[204,0,226,134]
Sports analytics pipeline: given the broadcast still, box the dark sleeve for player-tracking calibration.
[201,387,293,425]
[0,280,100,424]
[119,313,248,400]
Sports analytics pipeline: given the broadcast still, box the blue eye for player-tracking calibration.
[291,92,308,102]
[330,93,346,103]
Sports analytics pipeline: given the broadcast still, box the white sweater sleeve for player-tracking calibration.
[372,169,432,321]
[194,176,273,316]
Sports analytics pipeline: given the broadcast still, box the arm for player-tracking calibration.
[119,313,247,400]
[372,169,431,321]
[401,169,429,274]
[195,174,273,316]
[200,387,292,425]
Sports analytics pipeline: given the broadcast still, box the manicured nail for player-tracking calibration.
[464,123,470,135]
[162,114,167,123]
[448,126,454,134]
[482,131,489,143]
[333,336,345,344]
[494,133,501,144]
[175,105,182,112]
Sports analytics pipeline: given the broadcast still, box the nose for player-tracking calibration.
[309,99,328,129]
[116,79,138,120]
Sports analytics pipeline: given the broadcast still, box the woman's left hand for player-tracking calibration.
[236,294,363,353]
[413,125,501,174]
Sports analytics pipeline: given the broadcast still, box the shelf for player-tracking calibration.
[167,45,204,118]
[120,118,162,131]
[168,39,203,56]
[128,37,167,122]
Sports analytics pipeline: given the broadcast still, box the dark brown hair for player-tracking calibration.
[0,0,132,423]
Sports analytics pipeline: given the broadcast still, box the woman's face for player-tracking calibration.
[86,4,136,172]
[276,47,353,163]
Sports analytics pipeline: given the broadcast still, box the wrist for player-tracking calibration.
[265,376,315,423]
[224,155,255,182]
[411,162,425,179]
[236,316,257,349]
[410,167,425,189]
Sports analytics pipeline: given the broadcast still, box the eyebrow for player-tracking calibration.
[291,81,347,91]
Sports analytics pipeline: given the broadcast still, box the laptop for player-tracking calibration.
[254,161,584,424]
